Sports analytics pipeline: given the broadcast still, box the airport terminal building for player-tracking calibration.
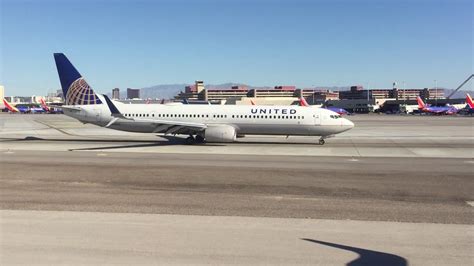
[175,81,448,112]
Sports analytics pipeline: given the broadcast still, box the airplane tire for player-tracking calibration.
[319,139,325,145]
[195,135,205,143]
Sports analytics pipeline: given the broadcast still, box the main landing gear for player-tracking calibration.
[185,135,205,145]
[185,136,195,145]
[318,138,325,145]
[195,135,205,143]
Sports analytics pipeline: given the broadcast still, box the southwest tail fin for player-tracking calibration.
[416,96,426,109]
[3,99,19,112]
[39,98,50,112]
[299,97,309,107]
[466,94,474,109]
[53,53,101,105]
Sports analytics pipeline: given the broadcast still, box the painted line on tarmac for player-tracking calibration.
[464,160,474,164]
[96,153,108,156]
[348,157,359,162]
[259,196,321,201]
[466,201,474,207]
[4,150,14,154]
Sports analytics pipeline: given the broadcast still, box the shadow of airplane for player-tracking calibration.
[0,136,224,151]
[301,238,408,266]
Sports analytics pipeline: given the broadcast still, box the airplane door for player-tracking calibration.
[313,114,321,125]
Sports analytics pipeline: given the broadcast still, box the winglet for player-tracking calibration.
[182,98,189,104]
[102,94,124,118]
[250,99,256,105]
[466,93,474,109]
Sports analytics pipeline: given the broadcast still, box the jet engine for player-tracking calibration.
[204,125,236,143]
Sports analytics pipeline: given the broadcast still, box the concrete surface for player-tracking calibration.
[1,151,473,224]
[0,114,473,158]
[1,210,472,265]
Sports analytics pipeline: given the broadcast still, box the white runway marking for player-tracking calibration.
[4,150,14,154]
[348,158,359,162]
[96,153,108,156]
[464,160,474,164]
[466,201,474,207]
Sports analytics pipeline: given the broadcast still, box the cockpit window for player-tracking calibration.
[330,115,342,119]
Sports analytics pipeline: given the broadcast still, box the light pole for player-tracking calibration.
[402,81,406,107]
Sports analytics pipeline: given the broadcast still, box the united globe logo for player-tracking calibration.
[66,78,102,105]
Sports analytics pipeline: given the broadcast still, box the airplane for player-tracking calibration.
[30,107,45,113]
[416,96,458,115]
[3,99,29,113]
[466,93,474,109]
[54,53,354,145]
[298,97,350,115]
[39,98,51,112]
[39,98,64,114]
[458,93,474,115]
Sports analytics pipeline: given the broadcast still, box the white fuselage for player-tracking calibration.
[62,102,354,137]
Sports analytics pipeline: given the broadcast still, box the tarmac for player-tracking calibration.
[0,113,473,265]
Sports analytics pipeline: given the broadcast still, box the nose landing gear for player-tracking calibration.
[318,135,333,145]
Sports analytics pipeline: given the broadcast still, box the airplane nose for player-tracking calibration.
[346,119,354,128]
[341,118,355,131]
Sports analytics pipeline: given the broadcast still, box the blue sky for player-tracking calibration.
[1,0,472,96]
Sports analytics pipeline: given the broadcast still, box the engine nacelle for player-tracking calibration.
[204,125,236,143]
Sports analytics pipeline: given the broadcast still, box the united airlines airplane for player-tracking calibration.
[54,53,354,145]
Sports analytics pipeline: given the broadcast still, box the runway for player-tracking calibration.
[1,114,473,265]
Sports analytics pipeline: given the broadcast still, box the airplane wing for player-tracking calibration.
[102,94,207,134]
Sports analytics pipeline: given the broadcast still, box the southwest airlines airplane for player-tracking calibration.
[416,96,458,115]
[54,53,354,145]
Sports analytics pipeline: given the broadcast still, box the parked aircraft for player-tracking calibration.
[466,94,474,109]
[54,53,354,145]
[298,97,350,115]
[457,94,474,115]
[40,98,51,112]
[416,96,458,115]
[2,99,30,113]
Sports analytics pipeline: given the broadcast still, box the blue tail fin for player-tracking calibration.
[54,53,102,105]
